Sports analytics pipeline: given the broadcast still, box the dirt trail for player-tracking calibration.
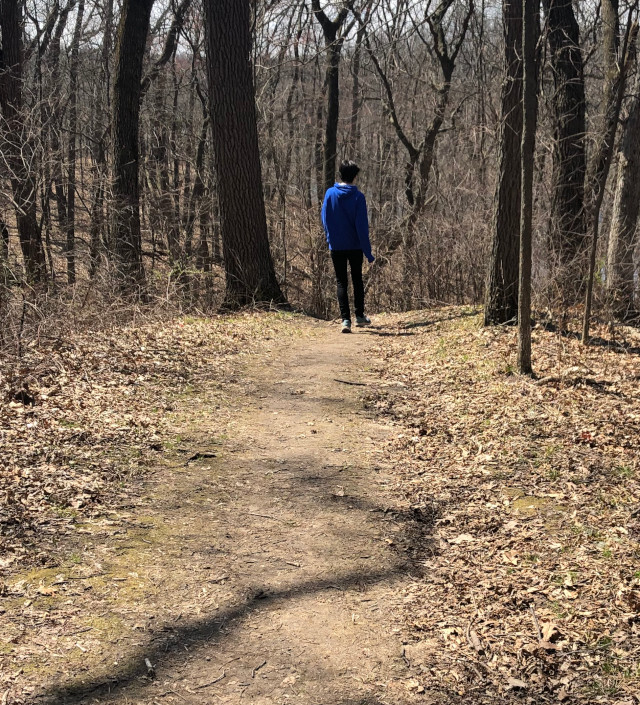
[37,321,425,705]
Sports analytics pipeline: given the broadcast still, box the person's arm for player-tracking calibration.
[355,193,374,262]
[321,192,330,246]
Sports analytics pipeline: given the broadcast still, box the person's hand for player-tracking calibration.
[367,254,375,264]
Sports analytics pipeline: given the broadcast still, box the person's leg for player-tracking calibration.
[348,249,365,319]
[331,250,351,321]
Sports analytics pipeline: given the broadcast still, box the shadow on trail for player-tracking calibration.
[40,475,437,704]
[38,333,441,704]
[358,328,415,337]
[39,567,411,705]
[401,308,480,330]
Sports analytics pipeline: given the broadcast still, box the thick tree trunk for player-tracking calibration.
[607,74,640,319]
[323,38,342,193]
[543,0,586,294]
[0,0,47,282]
[111,0,154,291]
[484,0,523,325]
[203,0,285,308]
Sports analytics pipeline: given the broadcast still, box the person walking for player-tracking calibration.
[321,160,375,333]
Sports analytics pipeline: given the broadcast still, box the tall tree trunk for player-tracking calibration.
[0,0,47,282]
[151,73,181,265]
[543,0,586,296]
[607,73,640,319]
[1,217,9,274]
[65,0,85,285]
[484,0,523,325]
[348,27,364,156]
[185,118,208,259]
[323,39,342,193]
[46,4,72,241]
[518,0,539,375]
[203,0,285,308]
[582,6,638,336]
[311,0,349,194]
[89,0,113,278]
[111,0,154,291]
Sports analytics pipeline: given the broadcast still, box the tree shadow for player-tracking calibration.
[39,452,438,704]
[39,566,411,705]
[358,328,415,337]
[540,320,640,355]
[402,308,480,330]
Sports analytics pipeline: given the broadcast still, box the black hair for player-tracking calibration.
[339,160,360,184]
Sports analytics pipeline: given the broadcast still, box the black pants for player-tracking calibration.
[331,249,364,321]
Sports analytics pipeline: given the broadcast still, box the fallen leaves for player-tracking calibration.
[0,313,292,570]
[367,308,640,703]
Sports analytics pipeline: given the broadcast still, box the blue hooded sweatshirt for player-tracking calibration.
[321,183,374,262]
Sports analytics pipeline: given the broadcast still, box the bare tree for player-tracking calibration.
[543,0,586,296]
[518,0,539,375]
[0,0,47,281]
[355,0,474,254]
[484,0,523,325]
[204,0,285,308]
[582,3,638,341]
[311,0,352,194]
[65,0,85,285]
[607,68,640,319]
[110,0,155,291]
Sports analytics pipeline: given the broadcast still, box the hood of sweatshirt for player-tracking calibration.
[333,183,358,199]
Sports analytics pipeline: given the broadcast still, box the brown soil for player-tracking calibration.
[11,319,426,705]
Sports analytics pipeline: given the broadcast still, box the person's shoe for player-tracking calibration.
[355,315,371,327]
[341,319,352,333]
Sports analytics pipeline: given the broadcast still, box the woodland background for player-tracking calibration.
[1,0,640,343]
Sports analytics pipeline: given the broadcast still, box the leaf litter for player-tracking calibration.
[2,306,640,704]
[0,312,295,571]
[0,310,302,700]
[365,308,640,704]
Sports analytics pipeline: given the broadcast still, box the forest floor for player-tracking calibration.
[1,308,640,705]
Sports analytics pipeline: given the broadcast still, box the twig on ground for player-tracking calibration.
[195,670,226,689]
[252,660,267,678]
[529,603,542,641]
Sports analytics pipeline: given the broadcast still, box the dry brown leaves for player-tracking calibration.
[0,311,290,573]
[367,308,640,704]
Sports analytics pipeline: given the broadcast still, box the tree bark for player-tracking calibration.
[203,0,286,308]
[111,0,154,291]
[543,0,586,295]
[607,73,640,319]
[348,27,364,156]
[484,0,522,325]
[582,5,636,341]
[65,0,85,285]
[311,0,349,194]
[518,0,538,375]
[89,0,113,278]
[0,0,47,282]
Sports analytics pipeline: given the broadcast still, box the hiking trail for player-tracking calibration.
[36,319,423,705]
